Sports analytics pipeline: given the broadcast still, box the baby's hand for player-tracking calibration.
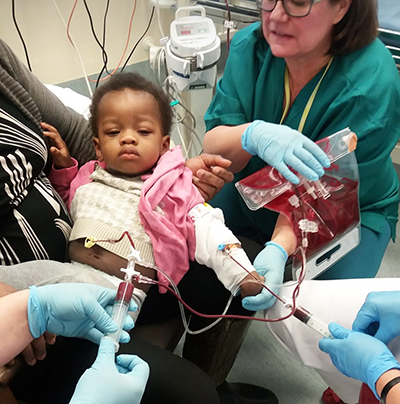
[41,122,74,169]
[240,271,264,299]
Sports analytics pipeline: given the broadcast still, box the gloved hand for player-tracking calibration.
[28,284,136,344]
[69,337,149,404]
[241,120,330,184]
[352,291,400,344]
[319,322,400,398]
[241,241,287,311]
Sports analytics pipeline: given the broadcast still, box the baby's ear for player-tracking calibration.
[161,135,171,154]
[93,137,104,161]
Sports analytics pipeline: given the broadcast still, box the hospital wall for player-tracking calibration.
[0,0,190,91]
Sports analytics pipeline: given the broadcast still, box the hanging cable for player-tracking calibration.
[81,0,111,88]
[165,79,203,158]
[90,0,138,83]
[95,0,112,88]
[53,0,93,97]
[155,0,166,40]
[11,0,32,71]
[121,6,155,71]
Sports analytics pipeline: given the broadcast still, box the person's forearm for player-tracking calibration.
[376,369,400,403]
[203,124,252,173]
[0,282,17,298]
[0,290,34,366]
[270,214,297,256]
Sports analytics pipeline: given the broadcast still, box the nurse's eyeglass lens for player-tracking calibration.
[256,0,325,17]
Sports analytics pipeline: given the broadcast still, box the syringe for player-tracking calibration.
[106,281,134,352]
[283,297,333,339]
[293,306,334,339]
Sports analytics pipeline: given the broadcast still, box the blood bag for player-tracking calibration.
[235,128,360,280]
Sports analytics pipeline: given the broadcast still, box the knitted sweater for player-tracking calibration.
[70,166,156,267]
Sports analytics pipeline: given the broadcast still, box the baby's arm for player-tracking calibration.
[43,122,79,205]
[190,204,263,299]
[41,122,75,169]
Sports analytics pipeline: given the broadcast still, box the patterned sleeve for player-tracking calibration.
[0,38,95,165]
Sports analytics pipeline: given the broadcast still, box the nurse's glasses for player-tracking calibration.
[256,0,325,17]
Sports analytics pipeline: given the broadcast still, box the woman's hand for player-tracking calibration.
[186,154,234,201]
[69,337,149,404]
[352,291,400,344]
[27,284,135,344]
[241,120,330,184]
[241,241,288,311]
[319,323,400,398]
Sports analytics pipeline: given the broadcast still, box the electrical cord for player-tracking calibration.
[121,6,155,71]
[82,0,111,88]
[53,0,93,97]
[155,0,166,40]
[95,0,112,88]
[165,79,203,158]
[82,0,109,66]
[11,0,32,72]
[82,0,138,84]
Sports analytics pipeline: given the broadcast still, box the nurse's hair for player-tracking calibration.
[329,0,378,56]
[89,72,173,138]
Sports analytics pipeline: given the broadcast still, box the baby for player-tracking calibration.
[43,72,263,319]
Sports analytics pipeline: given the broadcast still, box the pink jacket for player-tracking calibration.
[139,147,204,290]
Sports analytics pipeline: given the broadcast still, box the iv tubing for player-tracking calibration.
[88,232,308,333]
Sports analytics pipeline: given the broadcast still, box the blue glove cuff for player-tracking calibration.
[27,286,47,338]
[241,120,263,155]
[265,241,288,261]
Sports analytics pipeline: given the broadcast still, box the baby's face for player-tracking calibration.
[94,89,170,176]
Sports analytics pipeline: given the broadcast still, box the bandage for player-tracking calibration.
[189,204,255,293]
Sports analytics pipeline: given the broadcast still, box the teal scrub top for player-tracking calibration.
[205,22,400,241]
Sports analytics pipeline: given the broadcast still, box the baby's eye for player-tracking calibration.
[138,130,151,136]
[106,130,120,136]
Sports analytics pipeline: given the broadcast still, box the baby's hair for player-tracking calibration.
[89,72,173,138]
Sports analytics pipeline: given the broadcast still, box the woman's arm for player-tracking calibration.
[0,284,135,367]
[376,369,400,403]
[270,214,298,256]
[0,290,34,365]
[203,124,252,173]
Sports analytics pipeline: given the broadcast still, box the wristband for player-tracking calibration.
[380,376,400,404]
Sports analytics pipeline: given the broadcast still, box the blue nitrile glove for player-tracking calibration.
[241,120,330,184]
[242,241,287,311]
[27,284,136,344]
[352,291,400,344]
[69,337,149,404]
[319,322,400,398]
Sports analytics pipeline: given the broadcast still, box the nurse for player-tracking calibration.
[203,0,400,311]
